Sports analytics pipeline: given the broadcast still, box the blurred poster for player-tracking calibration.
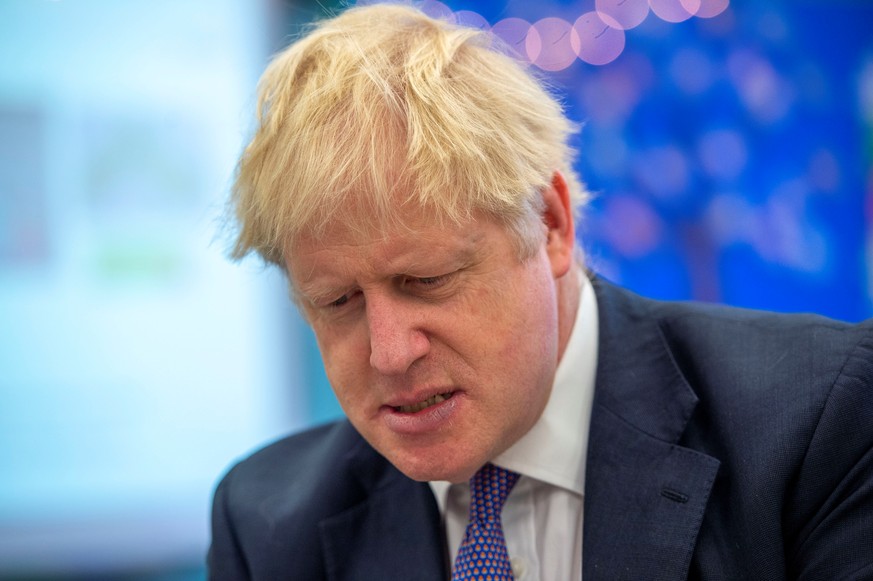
[0,0,312,575]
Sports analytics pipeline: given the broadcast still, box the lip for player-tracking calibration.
[380,390,461,435]
[384,388,457,410]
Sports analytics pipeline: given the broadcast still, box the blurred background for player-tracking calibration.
[0,0,870,578]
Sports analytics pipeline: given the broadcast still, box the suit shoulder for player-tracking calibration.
[215,420,370,523]
[596,277,873,371]
[653,298,872,377]
[228,420,360,477]
[594,276,872,412]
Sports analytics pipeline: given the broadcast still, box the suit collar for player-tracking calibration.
[318,437,448,581]
[590,276,699,441]
[584,277,720,579]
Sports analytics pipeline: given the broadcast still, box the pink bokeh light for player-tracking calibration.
[696,0,730,19]
[572,11,626,66]
[491,17,534,58]
[357,0,731,68]
[595,0,650,30]
[649,0,701,23]
[601,195,664,258]
[527,17,577,72]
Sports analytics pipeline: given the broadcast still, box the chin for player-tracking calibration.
[390,451,480,483]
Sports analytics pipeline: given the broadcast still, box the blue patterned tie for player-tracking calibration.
[451,463,521,581]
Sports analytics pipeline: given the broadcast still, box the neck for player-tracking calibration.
[555,261,583,365]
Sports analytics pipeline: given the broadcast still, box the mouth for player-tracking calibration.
[392,391,455,414]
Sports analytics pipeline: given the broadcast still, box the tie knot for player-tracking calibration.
[469,463,520,524]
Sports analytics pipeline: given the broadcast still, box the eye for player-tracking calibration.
[402,272,454,293]
[329,294,350,308]
[416,275,446,286]
[325,289,361,309]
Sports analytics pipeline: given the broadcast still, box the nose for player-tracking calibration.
[366,294,430,375]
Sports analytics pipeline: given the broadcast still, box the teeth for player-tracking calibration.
[397,393,450,413]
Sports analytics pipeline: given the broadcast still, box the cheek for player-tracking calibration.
[313,325,371,404]
[499,264,560,395]
[503,260,559,350]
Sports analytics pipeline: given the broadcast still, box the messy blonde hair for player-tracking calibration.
[229,2,588,267]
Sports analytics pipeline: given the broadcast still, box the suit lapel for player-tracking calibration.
[318,440,447,581]
[584,279,720,579]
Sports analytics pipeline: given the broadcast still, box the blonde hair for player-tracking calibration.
[229,2,588,267]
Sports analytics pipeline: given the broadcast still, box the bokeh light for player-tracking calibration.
[649,0,700,23]
[632,144,692,200]
[410,0,737,70]
[575,59,651,123]
[728,49,795,124]
[595,0,649,30]
[601,195,664,258]
[454,9,489,30]
[572,11,626,66]
[696,0,730,19]
[527,17,576,72]
[418,0,454,20]
[697,129,748,182]
[491,17,533,58]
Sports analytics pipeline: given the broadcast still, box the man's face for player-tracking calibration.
[287,202,566,483]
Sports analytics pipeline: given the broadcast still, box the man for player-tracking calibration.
[209,4,873,580]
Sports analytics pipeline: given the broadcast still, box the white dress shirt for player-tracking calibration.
[430,273,599,580]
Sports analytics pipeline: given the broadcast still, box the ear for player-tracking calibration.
[542,171,575,279]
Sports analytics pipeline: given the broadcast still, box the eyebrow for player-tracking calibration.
[294,228,486,303]
[295,281,347,306]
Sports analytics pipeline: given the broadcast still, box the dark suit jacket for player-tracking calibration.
[208,278,873,580]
